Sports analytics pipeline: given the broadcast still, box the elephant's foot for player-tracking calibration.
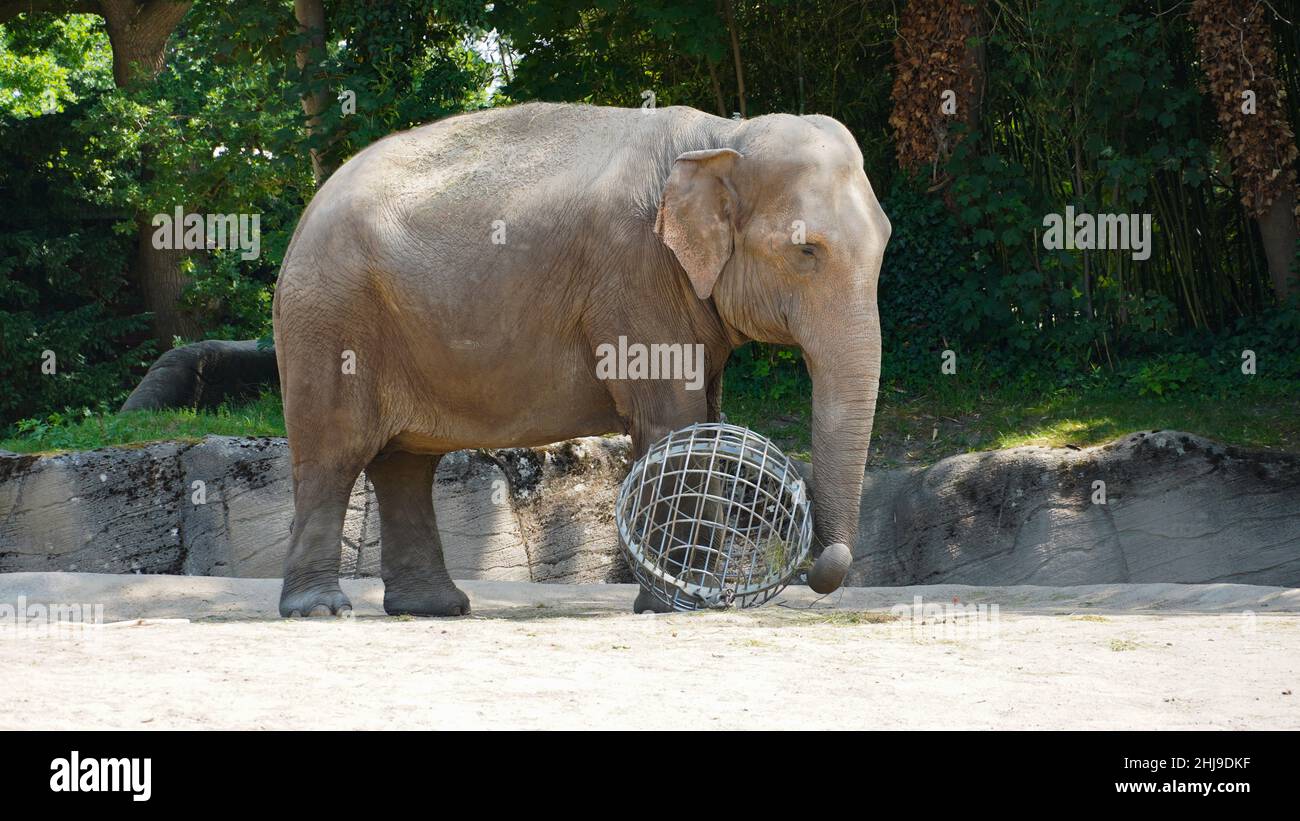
[633,588,676,614]
[279,578,353,618]
[384,580,471,617]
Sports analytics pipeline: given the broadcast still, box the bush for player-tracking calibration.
[0,103,155,425]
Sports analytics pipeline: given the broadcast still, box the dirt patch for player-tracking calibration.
[2,573,1296,730]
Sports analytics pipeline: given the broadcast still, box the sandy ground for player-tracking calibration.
[2,572,1298,730]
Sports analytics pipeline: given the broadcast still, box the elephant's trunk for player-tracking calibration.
[799,306,881,594]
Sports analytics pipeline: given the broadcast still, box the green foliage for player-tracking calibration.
[0,16,152,423]
[495,0,730,105]
[1126,353,1200,397]
[0,2,496,427]
[494,1,896,176]
[0,15,112,117]
[877,181,967,385]
[724,343,807,402]
[287,0,495,163]
[0,0,1296,446]
[864,0,1299,405]
[940,0,1276,379]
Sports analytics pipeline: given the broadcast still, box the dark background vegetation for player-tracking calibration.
[1,0,1297,459]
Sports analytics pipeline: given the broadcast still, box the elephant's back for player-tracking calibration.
[330,103,645,203]
[274,102,721,326]
[322,102,728,219]
[283,104,631,267]
[280,104,683,285]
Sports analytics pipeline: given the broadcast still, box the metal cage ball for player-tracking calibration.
[615,422,814,611]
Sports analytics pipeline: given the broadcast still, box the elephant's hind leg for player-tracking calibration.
[278,332,387,617]
[367,451,470,617]
[280,452,370,618]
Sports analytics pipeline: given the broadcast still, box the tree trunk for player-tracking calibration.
[99,0,199,345]
[128,209,200,344]
[1258,175,1299,300]
[889,0,986,192]
[721,0,746,117]
[295,0,336,185]
[1191,0,1299,303]
[706,60,727,118]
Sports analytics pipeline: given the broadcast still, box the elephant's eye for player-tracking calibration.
[799,244,816,257]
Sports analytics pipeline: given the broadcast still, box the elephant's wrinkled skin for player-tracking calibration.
[272,102,890,617]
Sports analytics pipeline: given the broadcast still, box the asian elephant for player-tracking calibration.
[272,102,890,617]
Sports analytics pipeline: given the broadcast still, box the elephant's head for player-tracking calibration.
[655,113,890,594]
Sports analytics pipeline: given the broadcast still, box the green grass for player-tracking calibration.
[1,392,285,454]
[729,377,1300,467]
[3,378,1297,463]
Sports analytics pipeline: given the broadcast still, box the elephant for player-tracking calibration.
[272,101,890,617]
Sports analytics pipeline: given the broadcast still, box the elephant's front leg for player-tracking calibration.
[617,381,718,614]
[367,451,471,617]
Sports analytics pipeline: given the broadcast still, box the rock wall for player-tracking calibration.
[119,339,279,412]
[849,430,1300,587]
[0,435,633,583]
[2,430,1298,586]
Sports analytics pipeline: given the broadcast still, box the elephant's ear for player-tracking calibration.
[655,148,742,300]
